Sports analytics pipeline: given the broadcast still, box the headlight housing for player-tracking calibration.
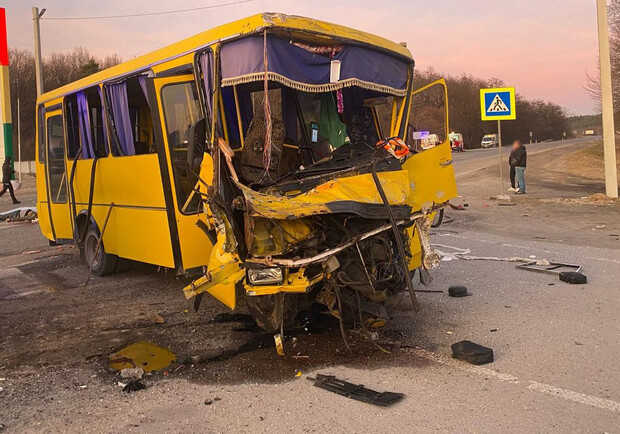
[246,267,284,286]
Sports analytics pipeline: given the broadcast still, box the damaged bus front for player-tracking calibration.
[183,18,457,331]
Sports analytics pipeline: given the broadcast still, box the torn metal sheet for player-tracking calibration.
[235,170,412,220]
[516,261,583,275]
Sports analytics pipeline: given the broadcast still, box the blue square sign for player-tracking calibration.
[480,87,516,121]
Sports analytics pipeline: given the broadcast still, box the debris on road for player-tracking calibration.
[120,367,144,380]
[274,334,285,356]
[433,244,584,280]
[448,285,470,297]
[0,207,37,222]
[516,260,582,275]
[147,312,166,324]
[179,348,224,365]
[109,341,176,373]
[559,272,588,285]
[309,374,404,407]
[451,340,494,365]
[122,379,146,393]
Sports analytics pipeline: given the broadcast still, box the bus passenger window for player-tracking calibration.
[65,88,108,159]
[47,115,67,203]
[106,76,155,156]
[161,81,205,214]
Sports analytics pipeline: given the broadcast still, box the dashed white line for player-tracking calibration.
[408,348,620,414]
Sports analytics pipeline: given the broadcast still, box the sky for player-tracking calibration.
[1,0,603,115]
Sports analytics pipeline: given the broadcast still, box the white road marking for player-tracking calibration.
[527,382,620,414]
[408,348,620,414]
[412,348,519,383]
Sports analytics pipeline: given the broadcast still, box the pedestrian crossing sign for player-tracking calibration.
[480,87,516,121]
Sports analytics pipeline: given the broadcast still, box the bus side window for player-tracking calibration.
[47,115,67,203]
[66,88,109,160]
[37,105,46,164]
[106,76,155,157]
[407,82,447,152]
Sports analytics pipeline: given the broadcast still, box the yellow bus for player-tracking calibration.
[36,13,457,331]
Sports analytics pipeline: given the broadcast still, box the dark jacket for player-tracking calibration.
[2,160,15,183]
[509,146,527,168]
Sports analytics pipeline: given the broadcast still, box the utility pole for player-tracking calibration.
[596,0,619,198]
[32,7,45,96]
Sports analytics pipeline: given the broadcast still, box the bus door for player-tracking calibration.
[45,109,73,242]
[150,75,215,271]
[402,79,457,210]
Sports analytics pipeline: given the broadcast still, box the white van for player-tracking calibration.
[481,134,499,148]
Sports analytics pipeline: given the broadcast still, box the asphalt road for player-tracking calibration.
[452,137,596,178]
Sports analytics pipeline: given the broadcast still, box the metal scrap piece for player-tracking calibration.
[309,374,404,407]
[515,261,583,275]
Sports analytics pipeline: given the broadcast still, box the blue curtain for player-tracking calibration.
[77,91,94,159]
[138,75,150,106]
[220,35,409,94]
[107,82,135,156]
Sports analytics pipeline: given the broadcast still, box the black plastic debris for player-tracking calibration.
[448,285,469,298]
[309,374,404,407]
[451,341,494,365]
[559,272,587,285]
[122,379,146,393]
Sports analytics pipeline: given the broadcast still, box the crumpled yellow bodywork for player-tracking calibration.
[183,230,243,309]
[237,170,411,219]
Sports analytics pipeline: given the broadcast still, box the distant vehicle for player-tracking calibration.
[584,129,595,136]
[421,134,440,150]
[481,134,499,148]
[449,132,465,152]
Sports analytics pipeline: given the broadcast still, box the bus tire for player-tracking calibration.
[83,226,117,276]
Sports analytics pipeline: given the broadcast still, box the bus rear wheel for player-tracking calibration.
[83,226,117,276]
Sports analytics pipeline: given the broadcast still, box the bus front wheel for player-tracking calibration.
[83,226,118,276]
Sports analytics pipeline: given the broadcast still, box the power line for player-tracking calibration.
[42,0,257,21]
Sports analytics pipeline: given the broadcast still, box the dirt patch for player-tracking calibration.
[560,140,620,181]
[540,192,619,206]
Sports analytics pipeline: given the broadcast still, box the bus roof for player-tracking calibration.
[38,12,413,104]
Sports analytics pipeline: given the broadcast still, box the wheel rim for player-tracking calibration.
[85,233,101,268]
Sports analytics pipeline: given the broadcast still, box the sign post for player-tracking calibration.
[480,87,516,199]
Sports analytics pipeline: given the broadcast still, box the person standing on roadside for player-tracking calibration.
[508,141,519,192]
[508,140,527,194]
[0,156,20,204]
